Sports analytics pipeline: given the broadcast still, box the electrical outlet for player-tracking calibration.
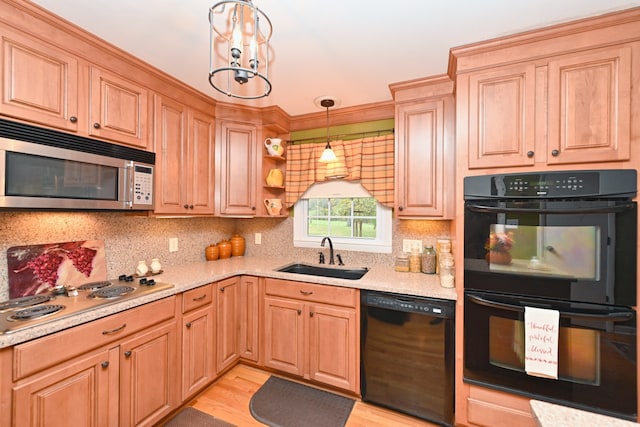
[169,237,178,252]
[402,239,423,253]
[255,233,262,245]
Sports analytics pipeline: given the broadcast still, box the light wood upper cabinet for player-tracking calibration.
[459,43,635,170]
[0,25,79,132]
[154,94,214,215]
[466,63,536,169]
[216,121,257,216]
[391,75,455,219]
[88,66,150,149]
[546,46,632,165]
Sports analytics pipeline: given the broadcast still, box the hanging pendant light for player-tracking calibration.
[319,98,338,163]
[209,0,272,99]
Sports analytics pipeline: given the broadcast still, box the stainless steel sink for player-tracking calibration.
[275,263,369,280]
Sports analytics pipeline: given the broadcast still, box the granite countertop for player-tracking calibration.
[0,256,456,348]
[531,400,639,427]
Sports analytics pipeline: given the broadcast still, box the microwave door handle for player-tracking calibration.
[466,294,634,322]
[124,162,134,208]
[466,203,635,215]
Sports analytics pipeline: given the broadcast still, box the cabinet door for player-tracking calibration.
[467,63,536,169]
[239,276,260,362]
[13,348,118,427]
[308,303,358,392]
[217,121,257,216]
[216,277,240,373]
[89,66,149,149]
[186,109,215,214]
[181,305,215,401]
[263,296,305,376]
[0,26,79,132]
[395,97,452,218]
[153,94,188,214]
[547,46,632,165]
[119,321,178,427]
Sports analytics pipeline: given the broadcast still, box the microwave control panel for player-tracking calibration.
[133,165,153,205]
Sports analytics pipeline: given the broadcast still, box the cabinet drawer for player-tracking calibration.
[13,296,176,380]
[182,284,213,313]
[265,278,357,308]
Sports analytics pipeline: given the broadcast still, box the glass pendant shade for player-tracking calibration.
[319,144,338,163]
[209,0,272,99]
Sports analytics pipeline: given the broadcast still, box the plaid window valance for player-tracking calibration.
[285,134,394,208]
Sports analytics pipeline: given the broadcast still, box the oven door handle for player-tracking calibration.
[466,203,635,215]
[467,294,634,322]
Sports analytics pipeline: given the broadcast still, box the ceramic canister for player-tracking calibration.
[230,235,246,256]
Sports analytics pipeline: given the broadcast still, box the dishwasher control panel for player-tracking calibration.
[362,291,455,318]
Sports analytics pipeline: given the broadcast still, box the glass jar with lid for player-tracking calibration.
[395,254,410,272]
[421,246,437,274]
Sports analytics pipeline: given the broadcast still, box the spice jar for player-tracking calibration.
[421,246,437,274]
[409,248,421,273]
[395,254,410,272]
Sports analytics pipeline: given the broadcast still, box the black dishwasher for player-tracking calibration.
[361,290,455,426]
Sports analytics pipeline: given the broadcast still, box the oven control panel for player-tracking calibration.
[464,169,637,199]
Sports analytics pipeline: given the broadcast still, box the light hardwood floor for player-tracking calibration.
[185,364,440,426]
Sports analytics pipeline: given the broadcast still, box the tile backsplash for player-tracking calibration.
[0,212,451,301]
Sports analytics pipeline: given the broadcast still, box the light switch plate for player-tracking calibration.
[169,237,178,252]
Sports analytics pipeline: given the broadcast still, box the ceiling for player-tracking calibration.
[31,0,640,117]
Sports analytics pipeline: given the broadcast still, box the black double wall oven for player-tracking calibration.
[463,170,637,421]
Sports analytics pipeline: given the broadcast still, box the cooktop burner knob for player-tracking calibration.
[146,279,156,286]
[139,278,148,285]
[124,275,134,282]
[118,274,127,281]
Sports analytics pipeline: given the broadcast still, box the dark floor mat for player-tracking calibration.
[250,376,355,427]
[162,406,236,427]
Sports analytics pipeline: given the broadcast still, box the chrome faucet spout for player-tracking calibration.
[321,237,335,265]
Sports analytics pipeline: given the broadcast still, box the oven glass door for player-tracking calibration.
[464,290,637,420]
[464,199,637,306]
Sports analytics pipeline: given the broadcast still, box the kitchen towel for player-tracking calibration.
[524,306,559,379]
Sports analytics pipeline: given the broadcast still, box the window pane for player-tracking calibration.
[309,199,328,216]
[354,198,377,216]
[308,218,328,236]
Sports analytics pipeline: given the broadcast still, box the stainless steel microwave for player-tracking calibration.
[0,120,155,210]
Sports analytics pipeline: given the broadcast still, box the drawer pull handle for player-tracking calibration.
[300,290,313,296]
[124,351,132,358]
[193,294,207,301]
[101,361,109,368]
[102,323,127,335]
[186,322,192,328]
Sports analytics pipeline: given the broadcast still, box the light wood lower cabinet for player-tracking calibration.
[263,278,359,393]
[216,277,241,373]
[239,276,260,362]
[11,297,178,427]
[180,284,215,401]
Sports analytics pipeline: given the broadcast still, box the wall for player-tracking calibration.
[0,211,450,301]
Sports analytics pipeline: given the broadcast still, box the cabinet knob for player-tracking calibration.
[251,206,256,211]
[93,122,101,129]
[189,205,194,209]
[183,204,189,209]
[297,309,302,315]
[69,116,78,123]
[124,350,132,358]
[220,287,225,292]
[398,206,404,211]
[186,322,192,328]
[551,149,560,157]
[309,311,314,317]
[527,151,534,158]
[101,361,109,368]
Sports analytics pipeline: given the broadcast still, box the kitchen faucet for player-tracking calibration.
[321,237,335,265]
